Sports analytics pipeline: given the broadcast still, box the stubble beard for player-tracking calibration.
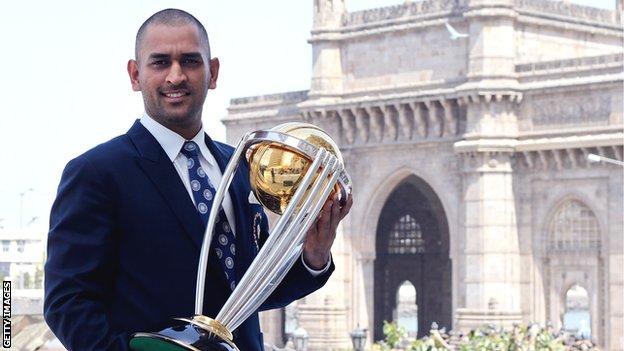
[143,92,204,132]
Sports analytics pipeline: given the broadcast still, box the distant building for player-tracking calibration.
[1,230,58,349]
[225,0,624,350]
[1,229,45,328]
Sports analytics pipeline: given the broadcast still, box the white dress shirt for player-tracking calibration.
[141,113,238,235]
[140,114,330,276]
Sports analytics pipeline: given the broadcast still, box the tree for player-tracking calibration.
[23,272,32,289]
[35,265,44,289]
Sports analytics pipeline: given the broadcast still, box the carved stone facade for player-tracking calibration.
[224,0,623,349]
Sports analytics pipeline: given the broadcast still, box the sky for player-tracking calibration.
[0,0,615,235]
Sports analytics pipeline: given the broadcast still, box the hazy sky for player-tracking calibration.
[0,0,615,234]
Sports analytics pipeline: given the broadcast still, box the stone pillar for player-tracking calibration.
[259,309,284,347]
[309,0,345,98]
[296,223,351,350]
[608,164,624,351]
[454,148,523,330]
[297,295,349,350]
[455,2,523,327]
[354,255,375,346]
[465,0,517,85]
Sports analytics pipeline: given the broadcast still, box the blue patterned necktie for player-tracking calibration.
[180,141,236,290]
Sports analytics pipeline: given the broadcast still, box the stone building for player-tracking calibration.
[223,0,623,349]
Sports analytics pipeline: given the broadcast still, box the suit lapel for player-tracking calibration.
[127,120,205,249]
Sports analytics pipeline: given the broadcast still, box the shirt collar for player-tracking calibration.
[139,113,214,165]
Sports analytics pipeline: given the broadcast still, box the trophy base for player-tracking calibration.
[130,316,238,351]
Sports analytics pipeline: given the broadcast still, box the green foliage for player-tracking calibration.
[383,321,407,348]
[373,322,599,351]
[409,338,448,351]
[23,272,32,289]
[34,265,44,288]
[454,324,570,351]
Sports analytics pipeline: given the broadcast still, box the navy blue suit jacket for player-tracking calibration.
[44,120,333,351]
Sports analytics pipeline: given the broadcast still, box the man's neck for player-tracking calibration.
[146,112,203,140]
[168,123,202,140]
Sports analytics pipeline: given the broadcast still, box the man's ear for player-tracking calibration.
[208,57,220,90]
[127,59,141,91]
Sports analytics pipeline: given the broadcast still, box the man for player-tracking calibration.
[44,9,352,351]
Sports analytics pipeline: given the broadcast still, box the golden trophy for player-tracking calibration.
[130,123,352,350]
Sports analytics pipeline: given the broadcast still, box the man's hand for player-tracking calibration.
[303,193,354,270]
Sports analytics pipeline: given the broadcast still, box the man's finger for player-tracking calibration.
[328,195,341,235]
[338,194,353,220]
[317,199,333,238]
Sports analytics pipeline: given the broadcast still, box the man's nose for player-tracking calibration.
[166,61,187,85]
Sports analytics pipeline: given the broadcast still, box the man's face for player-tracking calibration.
[127,24,219,131]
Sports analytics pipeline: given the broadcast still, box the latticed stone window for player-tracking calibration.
[548,200,601,251]
[388,214,425,254]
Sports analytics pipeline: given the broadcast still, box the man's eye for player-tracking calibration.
[182,58,200,65]
[151,60,168,66]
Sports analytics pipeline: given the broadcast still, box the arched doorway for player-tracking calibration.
[374,176,452,340]
[563,284,591,338]
[394,281,418,337]
[541,199,603,343]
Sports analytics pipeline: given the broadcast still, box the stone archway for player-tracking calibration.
[374,175,452,340]
[541,198,603,344]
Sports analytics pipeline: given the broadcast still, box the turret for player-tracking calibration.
[309,0,345,98]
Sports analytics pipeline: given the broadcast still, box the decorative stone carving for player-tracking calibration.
[413,102,427,139]
[424,101,441,138]
[338,109,356,145]
[305,97,468,147]
[344,0,467,27]
[440,99,457,136]
[229,90,308,107]
[384,105,399,142]
[612,145,622,160]
[518,146,624,170]
[354,108,369,143]
[531,95,611,129]
[516,53,624,73]
[396,103,413,141]
[566,148,578,168]
[366,106,384,143]
[514,0,616,24]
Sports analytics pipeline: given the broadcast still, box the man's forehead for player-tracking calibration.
[140,23,205,55]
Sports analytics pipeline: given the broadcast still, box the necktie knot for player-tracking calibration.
[181,141,200,158]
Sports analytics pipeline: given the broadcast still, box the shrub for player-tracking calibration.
[373,322,600,351]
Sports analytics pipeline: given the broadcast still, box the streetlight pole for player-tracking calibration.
[587,153,624,167]
[19,188,33,229]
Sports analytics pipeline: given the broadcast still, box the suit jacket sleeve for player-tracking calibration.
[257,209,334,311]
[44,156,130,351]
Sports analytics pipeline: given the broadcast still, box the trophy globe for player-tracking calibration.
[248,122,345,214]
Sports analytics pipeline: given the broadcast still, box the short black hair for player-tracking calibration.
[135,8,210,60]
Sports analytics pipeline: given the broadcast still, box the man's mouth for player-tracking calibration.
[160,90,190,100]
